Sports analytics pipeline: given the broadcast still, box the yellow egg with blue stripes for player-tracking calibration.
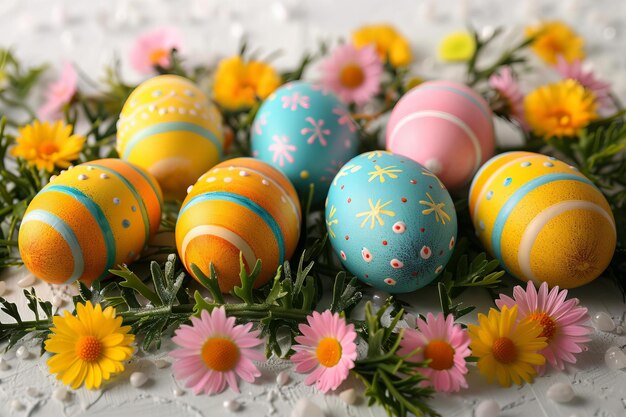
[117,75,224,201]
[18,159,163,286]
[469,151,616,288]
[176,158,301,293]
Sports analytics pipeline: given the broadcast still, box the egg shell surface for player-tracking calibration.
[386,80,495,190]
[469,151,616,288]
[117,74,224,201]
[326,151,457,293]
[176,158,301,293]
[18,159,163,286]
[251,81,359,204]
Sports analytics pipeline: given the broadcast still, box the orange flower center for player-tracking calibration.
[148,48,169,65]
[423,340,455,370]
[339,64,365,89]
[38,142,59,155]
[316,337,342,368]
[492,337,517,364]
[527,312,557,341]
[201,337,240,372]
[75,335,103,362]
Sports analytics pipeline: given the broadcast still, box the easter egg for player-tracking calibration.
[117,75,224,201]
[176,158,301,293]
[18,159,163,286]
[251,81,359,204]
[469,151,616,288]
[326,151,457,293]
[386,80,495,190]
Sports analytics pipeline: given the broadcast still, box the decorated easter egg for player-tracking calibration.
[386,80,495,190]
[117,75,224,201]
[469,151,616,288]
[18,159,163,286]
[251,81,359,204]
[326,151,457,293]
[176,158,301,293]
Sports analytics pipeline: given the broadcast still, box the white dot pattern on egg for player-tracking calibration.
[326,151,457,293]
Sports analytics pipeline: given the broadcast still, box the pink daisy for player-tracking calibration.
[495,281,592,373]
[555,55,613,110]
[38,62,77,120]
[397,313,471,393]
[170,307,264,395]
[320,44,383,106]
[130,27,183,74]
[291,310,357,393]
[488,67,529,131]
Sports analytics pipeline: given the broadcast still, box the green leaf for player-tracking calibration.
[190,263,224,304]
[111,264,161,306]
[232,253,262,305]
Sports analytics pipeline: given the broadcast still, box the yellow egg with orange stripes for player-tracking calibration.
[176,158,301,293]
[469,151,616,288]
[117,74,224,202]
[18,159,163,286]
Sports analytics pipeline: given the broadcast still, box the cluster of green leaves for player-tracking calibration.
[0,288,53,352]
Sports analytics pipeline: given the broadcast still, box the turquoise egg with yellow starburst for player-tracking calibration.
[325,151,457,293]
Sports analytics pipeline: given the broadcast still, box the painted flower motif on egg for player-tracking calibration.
[386,80,495,190]
[117,75,224,201]
[326,151,457,293]
[251,81,359,204]
[18,159,163,286]
[469,151,616,288]
[176,158,301,293]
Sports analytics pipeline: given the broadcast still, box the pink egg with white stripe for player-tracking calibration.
[386,80,495,190]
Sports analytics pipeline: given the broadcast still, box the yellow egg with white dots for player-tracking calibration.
[117,75,224,201]
[18,159,163,286]
[469,151,616,288]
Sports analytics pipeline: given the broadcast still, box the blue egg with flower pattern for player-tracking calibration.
[325,151,457,293]
[251,81,359,204]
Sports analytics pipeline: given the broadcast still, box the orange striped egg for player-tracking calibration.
[176,158,301,293]
[117,75,224,201]
[469,151,616,288]
[18,159,163,286]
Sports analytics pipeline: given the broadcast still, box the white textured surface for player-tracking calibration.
[2,1,626,416]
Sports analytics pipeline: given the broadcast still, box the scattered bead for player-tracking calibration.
[52,295,64,308]
[0,357,10,371]
[276,370,290,386]
[11,400,25,411]
[475,399,500,417]
[593,312,616,332]
[16,346,30,360]
[339,388,358,405]
[17,275,37,287]
[266,389,277,401]
[223,399,241,412]
[100,173,109,179]
[27,387,40,397]
[547,382,575,403]
[154,359,170,369]
[291,398,324,417]
[371,290,389,306]
[605,346,626,370]
[130,371,149,388]
[0,281,6,296]
[173,388,185,397]
[53,386,69,402]
[78,174,88,180]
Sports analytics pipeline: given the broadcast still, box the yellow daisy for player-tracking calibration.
[10,120,85,172]
[526,20,585,65]
[468,305,547,387]
[212,56,281,111]
[524,79,597,138]
[352,24,412,67]
[437,31,476,62]
[45,301,135,390]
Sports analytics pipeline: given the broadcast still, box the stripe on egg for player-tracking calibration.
[415,84,492,123]
[388,110,482,174]
[22,210,84,283]
[42,185,116,280]
[180,191,286,263]
[122,161,164,211]
[123,121,223,159]
[517,200,615,283]
[491,174,596,261]
[88,164,151,243]
[181,225,256,268]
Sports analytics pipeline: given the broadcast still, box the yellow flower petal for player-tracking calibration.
[352,24,412,67]
[438,31,476,62]
[526,20,585,65]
